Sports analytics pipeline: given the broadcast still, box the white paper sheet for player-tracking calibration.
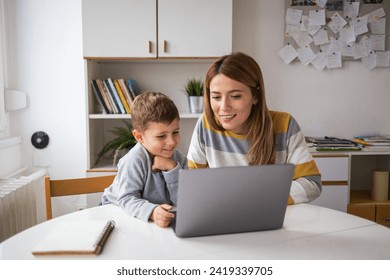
[309,9,326,26]
[313,27,330,45]
[370,18,386,35]
[278,44,298,64]
[370,34,386,51]
[350,15,368,36]
[375,51,390,67]
[362,51,377,70]
[343,2,360,19]
[326,52,342,69]
[340,25,356,43]
[311,51,327,71]
[297,45,317,66]
[286,8,303,26]
[328,12,348,34]
[368,7,386,23]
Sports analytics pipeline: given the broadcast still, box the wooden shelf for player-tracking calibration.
[350,190,390,205]
[89,113,201,120]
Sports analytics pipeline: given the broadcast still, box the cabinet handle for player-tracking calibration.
[163,40,167,53]
[148,41,152,54]
[383,217,390,222]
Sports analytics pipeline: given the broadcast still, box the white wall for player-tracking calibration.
[5,0,86,179]
[4,1,390,216]
[233,0,390,138]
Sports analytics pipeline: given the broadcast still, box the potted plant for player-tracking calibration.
[184,78,204,113]
[95,120,137,167]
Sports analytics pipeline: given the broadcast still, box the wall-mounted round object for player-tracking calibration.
[31,131,49,149]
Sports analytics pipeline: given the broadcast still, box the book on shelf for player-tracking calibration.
[101,79,119,114]
[126,79,141,99]
[305,136,360,147]
[113,79,131,114]
[118,78,134,106]
[354,135,390,146]
[32,220,115,256]
[106,78,126,114]
[91,80,110,114]
[97,79,118,114]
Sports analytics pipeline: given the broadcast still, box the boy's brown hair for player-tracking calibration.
[131,92,180,132]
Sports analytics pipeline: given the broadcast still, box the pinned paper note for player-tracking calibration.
[370,34,386,51]
[282,0,389,70]
[326,52,342,69]
[344,2,360,19]
[370,18,386,34]
[297,45,317,66]
[311,51,327,71]
[278,44,298,64]
[316,0,327,9]
[313,27,329,45]
[328,12,348,34]
[350,15,369,36]
[362,51,377,70]
[286,8,303,26]
[376,51,390,67]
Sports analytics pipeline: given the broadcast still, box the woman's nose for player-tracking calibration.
[220,97,231,110]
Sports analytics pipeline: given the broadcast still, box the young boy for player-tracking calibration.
[101,92,188,228]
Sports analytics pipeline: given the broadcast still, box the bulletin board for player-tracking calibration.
[279,0,390,70]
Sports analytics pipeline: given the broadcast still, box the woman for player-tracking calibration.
[187,52,321,204]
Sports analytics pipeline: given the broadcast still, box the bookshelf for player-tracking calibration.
[82,0,232,171]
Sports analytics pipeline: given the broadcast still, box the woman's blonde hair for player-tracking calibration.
[204,52,275,165]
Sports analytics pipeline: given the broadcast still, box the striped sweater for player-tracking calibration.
[187,111,321,204]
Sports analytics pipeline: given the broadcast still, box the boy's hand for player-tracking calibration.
[152,156,177,172]
[151,204,175,228]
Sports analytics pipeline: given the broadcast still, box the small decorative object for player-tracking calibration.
[31,131,49,149]
[95,120,137,167]
[184,78,204,113]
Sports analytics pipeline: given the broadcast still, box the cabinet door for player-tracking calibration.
[82,0,156,58]
[158,0,232,57]
[311,185,349,212]
[311,156,349,212]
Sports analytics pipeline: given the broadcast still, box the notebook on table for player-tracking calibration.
[32,220,115,256]
[172,164,294,238]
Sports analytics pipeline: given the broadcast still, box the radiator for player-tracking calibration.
[0,168,45,242]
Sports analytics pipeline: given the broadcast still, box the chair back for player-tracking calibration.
[44,175,115,220]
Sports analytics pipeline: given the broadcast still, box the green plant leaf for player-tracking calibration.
[94,120,136,166]
[184,78,204,96]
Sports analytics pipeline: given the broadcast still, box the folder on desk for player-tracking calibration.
[32,220,115,256]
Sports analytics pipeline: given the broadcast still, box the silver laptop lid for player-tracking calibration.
[174,164,294,237]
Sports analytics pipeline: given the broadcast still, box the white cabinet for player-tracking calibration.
[157,0,232,57]
[82,0,156,58]
[311,156,349,212]
[82,0,232,58]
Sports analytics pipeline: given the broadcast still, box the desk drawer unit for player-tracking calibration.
[310,156,349,212]
[376,205,390,227]
[347,204,376,222]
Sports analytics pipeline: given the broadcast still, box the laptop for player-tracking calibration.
[172,164,294,238]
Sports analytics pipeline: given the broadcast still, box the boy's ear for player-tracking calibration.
[132,129,143,143]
